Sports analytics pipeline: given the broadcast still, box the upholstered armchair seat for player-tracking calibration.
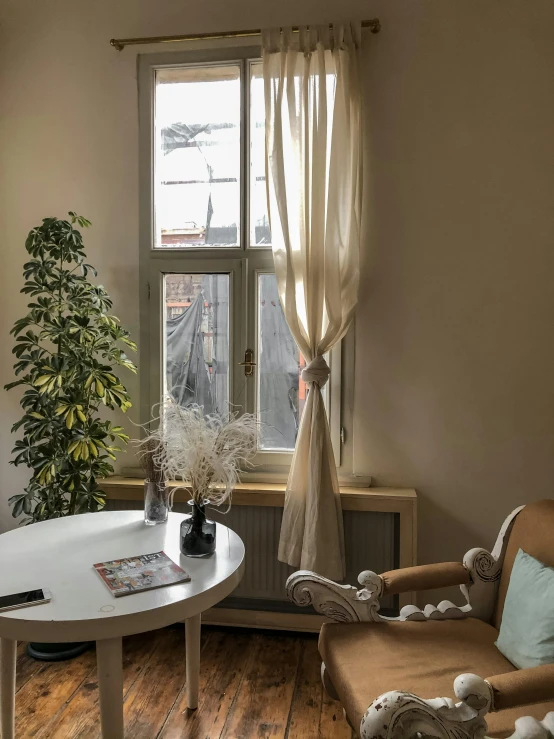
[319,618,554,738]
[287,500,554,739]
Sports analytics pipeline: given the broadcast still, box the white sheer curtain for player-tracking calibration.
[262,23,363,580]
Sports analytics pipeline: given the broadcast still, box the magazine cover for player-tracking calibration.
[93,551,190,597]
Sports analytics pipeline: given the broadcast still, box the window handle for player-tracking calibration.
[239,348,257,377]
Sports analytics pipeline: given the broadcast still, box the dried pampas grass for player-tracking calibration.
[138,436,165,484]
[141,395,258,507]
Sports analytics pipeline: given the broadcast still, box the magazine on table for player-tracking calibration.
[93,551,190,597]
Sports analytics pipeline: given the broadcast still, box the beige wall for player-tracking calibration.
[353,0,554,574]
[1,1,553,579]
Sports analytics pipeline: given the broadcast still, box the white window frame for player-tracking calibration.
[138,46,355,477]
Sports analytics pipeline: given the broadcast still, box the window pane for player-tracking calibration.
[257,274,304,450]
[249,62,271,247]
[154,65,241,248]
[164,274,230,415]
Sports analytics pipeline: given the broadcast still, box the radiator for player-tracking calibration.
[106,499,398,613]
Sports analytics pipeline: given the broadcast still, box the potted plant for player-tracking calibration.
[142,395,258,556]
[5,213,136,659]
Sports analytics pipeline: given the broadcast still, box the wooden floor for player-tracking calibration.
[11,625,355,738]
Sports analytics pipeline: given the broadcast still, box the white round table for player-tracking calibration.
[0,510,245,739]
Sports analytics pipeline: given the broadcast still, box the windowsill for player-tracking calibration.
[119,467,373,488]
[102,475,417,510]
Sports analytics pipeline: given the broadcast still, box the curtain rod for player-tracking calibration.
[110,19,380,51]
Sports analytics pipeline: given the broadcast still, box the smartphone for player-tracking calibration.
[0,589,52,613]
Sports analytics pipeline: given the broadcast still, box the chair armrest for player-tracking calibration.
[381,561,470,595]
[360,673,493,739]
[286,562,472,623]
[487,664,554,711]
[360,673,554,739]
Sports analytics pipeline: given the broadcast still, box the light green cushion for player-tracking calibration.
[495,548,554,669]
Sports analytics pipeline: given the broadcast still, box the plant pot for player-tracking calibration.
[144,480,170,525]
[26,641,92,662]
[180,500,216,557]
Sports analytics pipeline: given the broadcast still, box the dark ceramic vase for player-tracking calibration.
[180,500,216,557]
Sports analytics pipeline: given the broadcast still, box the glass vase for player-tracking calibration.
[180,500,216,557]
[144,481,170,525]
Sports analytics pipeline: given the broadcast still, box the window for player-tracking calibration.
[154,64,242,248]
[139,48,346,469]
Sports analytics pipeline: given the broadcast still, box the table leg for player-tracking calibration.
[1,638,16,739]
[185,613,201,710]
[97,637,124,739]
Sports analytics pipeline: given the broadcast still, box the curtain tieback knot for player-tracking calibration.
[301,355,330,387]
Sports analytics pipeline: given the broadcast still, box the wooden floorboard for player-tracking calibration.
[15,643,43,693]
[15,648,97,738]
[220,632,302,739]
[159,627,252,739]
[286,639,324,739]
[123,626,191,738]
[320,688,354,739]
[10,626,354,739]
[46,630,163,739]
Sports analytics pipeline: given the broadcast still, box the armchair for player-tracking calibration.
[286,500,554,739]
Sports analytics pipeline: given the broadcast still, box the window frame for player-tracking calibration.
[138,46,351,476]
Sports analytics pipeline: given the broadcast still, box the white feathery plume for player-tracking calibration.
[140,395,258,506]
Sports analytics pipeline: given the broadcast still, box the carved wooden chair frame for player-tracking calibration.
[286,505,554,739]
